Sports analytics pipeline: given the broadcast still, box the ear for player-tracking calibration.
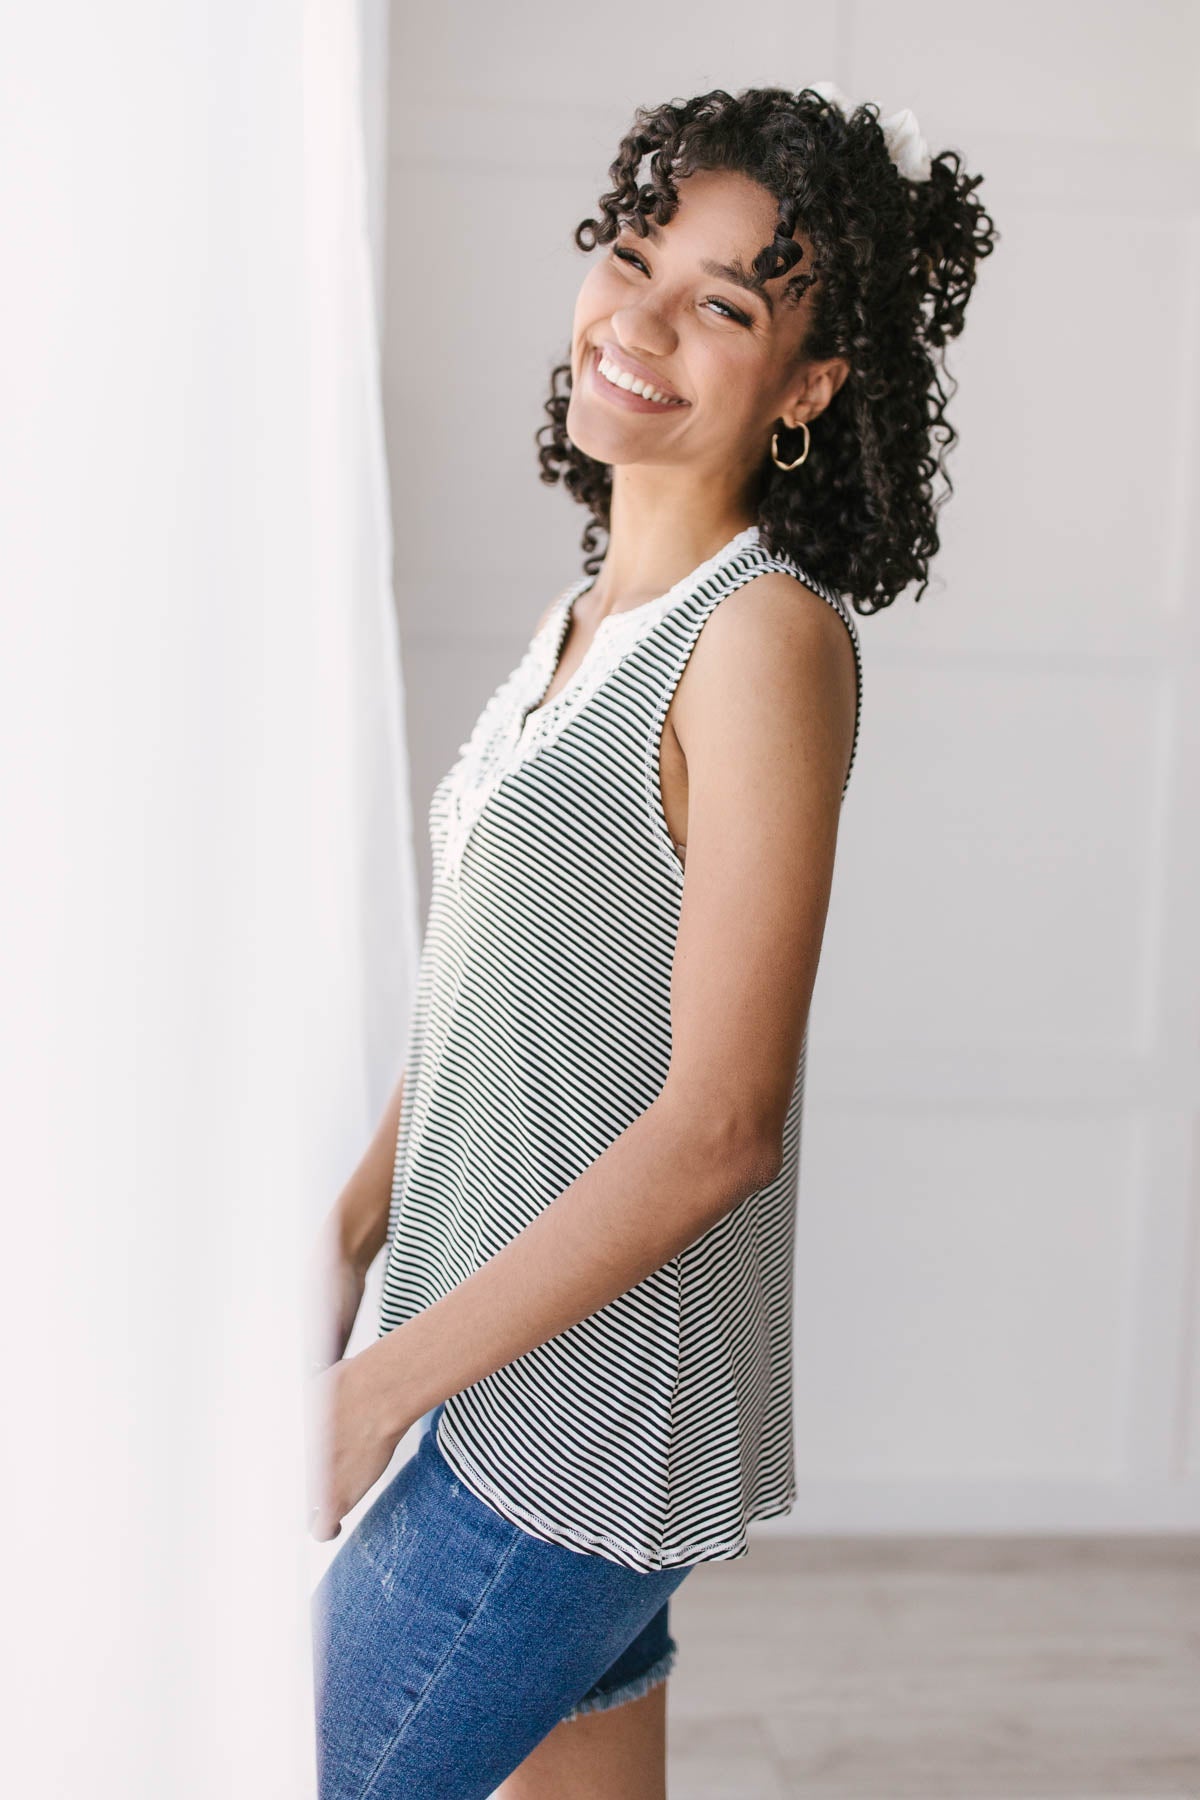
[782,356,851,428]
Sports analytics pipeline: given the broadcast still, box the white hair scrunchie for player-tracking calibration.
[809,79,933,183]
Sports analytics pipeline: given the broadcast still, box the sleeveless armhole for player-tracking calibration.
[642,557,864,887]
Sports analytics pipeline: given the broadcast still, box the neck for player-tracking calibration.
[586,466,758,616]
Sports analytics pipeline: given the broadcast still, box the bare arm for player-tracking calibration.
[333,1067,408,1274]
[307,1067,406,1368]
[357,573,858,1437]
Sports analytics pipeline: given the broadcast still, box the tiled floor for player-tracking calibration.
[665,1536,1200,1799]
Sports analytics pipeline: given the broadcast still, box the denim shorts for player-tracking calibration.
[312,1401,691,1798]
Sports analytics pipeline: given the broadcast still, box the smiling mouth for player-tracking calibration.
[591,345,688,408]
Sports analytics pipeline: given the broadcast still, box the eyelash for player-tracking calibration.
[610,245,754,328]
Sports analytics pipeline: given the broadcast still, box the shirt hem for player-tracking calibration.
[434,1413,797,1573]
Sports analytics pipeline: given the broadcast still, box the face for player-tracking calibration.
[566,166,848,488]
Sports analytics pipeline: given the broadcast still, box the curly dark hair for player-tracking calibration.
[535,85,999,614]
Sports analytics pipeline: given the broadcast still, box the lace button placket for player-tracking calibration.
[441,579,592,891]
[439,526,764,890]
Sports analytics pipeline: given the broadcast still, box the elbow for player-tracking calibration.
[698,1127,784,1233]
[727,1129,785,1201]
[657,1083,784,1222]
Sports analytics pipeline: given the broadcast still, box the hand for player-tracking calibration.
[306,1342,414,1541]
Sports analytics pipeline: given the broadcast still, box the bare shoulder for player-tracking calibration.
[701,567,855,668]
[671,569,858,774]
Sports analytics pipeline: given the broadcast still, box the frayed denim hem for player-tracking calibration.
[560,1645,677,1722]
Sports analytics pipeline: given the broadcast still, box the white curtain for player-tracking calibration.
[0,5,413,1795]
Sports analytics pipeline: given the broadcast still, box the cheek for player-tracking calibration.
[573,262,619,327]
[689,338,763,420]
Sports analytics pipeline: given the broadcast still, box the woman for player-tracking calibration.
[308,82,997,1799]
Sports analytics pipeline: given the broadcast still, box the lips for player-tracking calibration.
[587,343,690,413]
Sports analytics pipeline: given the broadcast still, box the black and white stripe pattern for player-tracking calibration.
[378,526,862,1571]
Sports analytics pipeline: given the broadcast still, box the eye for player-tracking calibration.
[610,245,754,329]
[703,295,754,327]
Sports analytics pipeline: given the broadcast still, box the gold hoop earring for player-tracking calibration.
[770,422,811,470]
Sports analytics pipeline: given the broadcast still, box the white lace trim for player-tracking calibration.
[439,525,763,886]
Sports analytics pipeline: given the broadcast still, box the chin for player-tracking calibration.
[562,394,615,464]
[563,395,670,469]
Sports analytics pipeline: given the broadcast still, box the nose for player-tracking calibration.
[611,302,677,360]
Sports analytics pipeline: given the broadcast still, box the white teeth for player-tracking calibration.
[597,352,682,407]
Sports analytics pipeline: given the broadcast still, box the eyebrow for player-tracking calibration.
[636,215,775,318]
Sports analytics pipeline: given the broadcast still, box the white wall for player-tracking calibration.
[378,0,1200,1532]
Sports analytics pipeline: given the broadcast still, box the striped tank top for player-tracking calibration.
[378,523,862,1571]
